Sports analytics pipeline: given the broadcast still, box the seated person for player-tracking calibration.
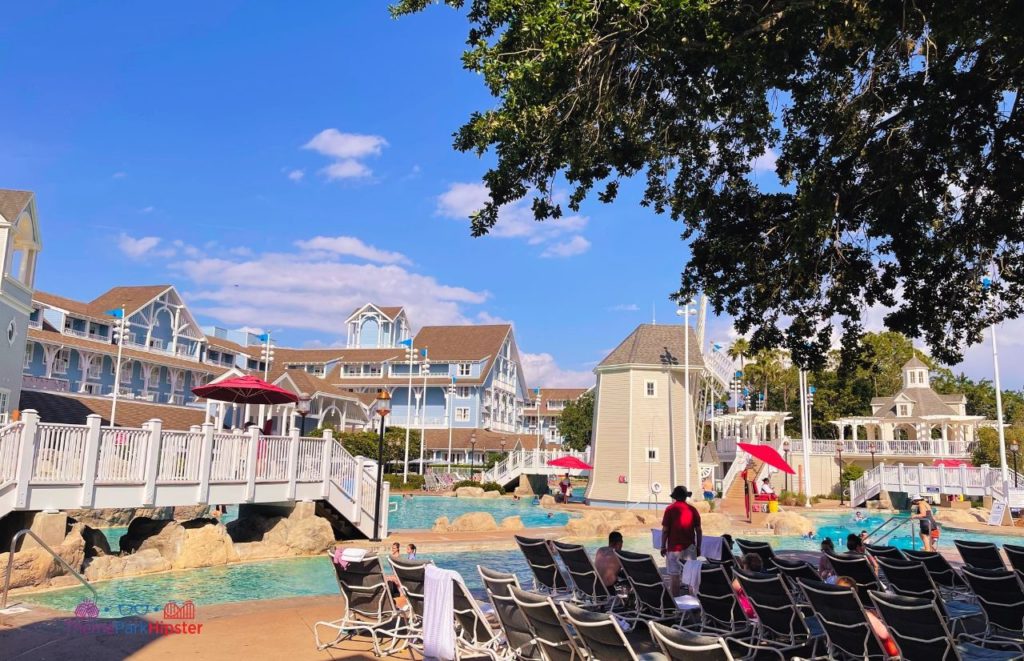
[846,533,878,573]
[759,478,775,495]
[836,576,898,657]
[594,531,625,587]
[818,537,836,582]
[731,552,762,619]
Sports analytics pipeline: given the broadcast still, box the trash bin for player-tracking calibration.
[768,500,779,513]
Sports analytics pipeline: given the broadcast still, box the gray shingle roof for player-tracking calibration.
[598,324,705,369]
[0,189,32,224]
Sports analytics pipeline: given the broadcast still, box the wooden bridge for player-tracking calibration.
[480,448,591,489]
[0,410,387,539]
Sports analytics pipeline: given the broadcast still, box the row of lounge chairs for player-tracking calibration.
[424,472,464,491]
[315,534,1024,660]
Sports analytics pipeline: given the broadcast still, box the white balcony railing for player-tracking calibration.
[787,438,978,458]
[22,375,70,392]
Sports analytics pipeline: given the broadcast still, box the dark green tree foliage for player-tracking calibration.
[557,390,594,451]
[312,425,422,465]
[393,0,1024,368]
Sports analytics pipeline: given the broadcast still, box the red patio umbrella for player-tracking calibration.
[934,459,969,468]
[192,375,299,405]
[547,456,593,470]
[737,442,795,474]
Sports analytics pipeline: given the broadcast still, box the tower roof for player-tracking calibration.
[903,355,928,370]
[598,324,705,369]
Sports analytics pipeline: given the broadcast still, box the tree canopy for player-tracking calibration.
[557,390,594,451]
[393,0,1024,368]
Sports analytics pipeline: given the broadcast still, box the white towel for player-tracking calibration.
[682,559,703,595]
[423,564,460,661]
[701,536,723,561]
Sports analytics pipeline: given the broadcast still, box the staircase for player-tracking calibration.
[719,459,764,518]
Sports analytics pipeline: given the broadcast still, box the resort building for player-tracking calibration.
[586,324,705,508]
[0,190,41,422]
[522,387,590,447]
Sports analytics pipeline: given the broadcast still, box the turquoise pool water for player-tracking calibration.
[387,495,575,529]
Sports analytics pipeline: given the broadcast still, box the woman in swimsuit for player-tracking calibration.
[910,494,935,552]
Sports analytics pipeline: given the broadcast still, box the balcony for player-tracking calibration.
[22,375,70,392]
[787,438,978,458]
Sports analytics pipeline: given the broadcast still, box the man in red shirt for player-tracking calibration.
[660,485,703,597]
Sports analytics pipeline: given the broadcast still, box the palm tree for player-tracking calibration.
[727,338,750,372]
[749,348,784,405]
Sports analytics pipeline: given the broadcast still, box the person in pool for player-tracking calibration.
[406,543,417,559]
[854,510,865,522]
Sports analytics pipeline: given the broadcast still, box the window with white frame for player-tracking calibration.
[23,343,33,370]
[310,365,325,377]
[119,361,133,382]
[364,363,382,376]
[645,380,657,397]
[53,348,71,374]
[457,386,471,398]
[86,357,103,380]
[646,448,659,462]
[458,363,472,377]
[0,389,9,420]
[898,404,910,417]
[149,338,164,350]
[455,407,470,422]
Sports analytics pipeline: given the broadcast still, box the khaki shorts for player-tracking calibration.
[664,546,697,576]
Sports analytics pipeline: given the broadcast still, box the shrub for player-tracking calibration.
[452,480,478,490]
[383,474,425,491]
[778,490,807,507]
[479,482,505,494]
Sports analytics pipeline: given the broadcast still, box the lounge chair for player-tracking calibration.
[799,579,888,660]
[650,622,799,661]
[551,541,616,609]
[314,555,407,655]
[560,602,663,660]
[870,590,1024,661]
[735,539,777,569]
[510,586,584,661]
[452,577,506,660]
[904,549,972,599]
[875,557,982,634]
[515,535,570,595]
[691,564,751,637]
[478,566,541,660]
[956,541,1006,571]
[771,558,821,600]
[865,544,905,561]
[1004,544,1024,580]
[390,557,433,626]
[733,569,823,654]
[961,567,1024,639]
[615,549,698,622]
[822,551,882,603]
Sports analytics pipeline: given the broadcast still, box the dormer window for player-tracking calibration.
[458,363,472,377]
[898,404,911,417]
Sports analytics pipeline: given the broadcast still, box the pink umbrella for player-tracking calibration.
[547,456,593,470]
[192,375,299,405]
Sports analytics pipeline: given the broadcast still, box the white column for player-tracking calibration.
[197,422,214,504]
[79,414,103,507]
[142,418,163,506]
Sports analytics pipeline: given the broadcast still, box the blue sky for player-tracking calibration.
[0,2,1017,388]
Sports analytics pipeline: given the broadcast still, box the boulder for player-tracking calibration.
[83,549,171,581]
[455,486,486,498]
[480,490,502,499]
[564,517,611,538]
[282,516,335,554]
[538,495,557,508]
[119,517,182,555]
[81,525,111,558]
[699,513,732,536]
[935,507,987,526]
[5,548,54,590]
[764,511,814,536]
[500,516,525,531]
[226,510,334,555]
[172,521,239,570]
[435,512,499,533]
[432,516,450,533]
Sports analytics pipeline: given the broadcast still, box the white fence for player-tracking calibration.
[480,448,591,486]
[849,461,1024,507]
[788,438,978,458]
[0,410,386,539]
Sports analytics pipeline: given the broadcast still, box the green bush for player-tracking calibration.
[479,482,505,494]
[383,474,425,491]
[452,479,478,490]
[778,490,807,507]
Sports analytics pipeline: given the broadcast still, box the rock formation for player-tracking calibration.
[763,511,814,536]
[432,512,499,532]
[454,486,486,498]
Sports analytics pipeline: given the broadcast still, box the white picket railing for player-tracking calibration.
[849,462,1024,506]
[32,423,89,482]
[255,435,291,481]
[1,411,384,539]
[157,430,204,481]
[96,427,150,483]
[0,422,24,484]
[787,438,978,458]
[480,448,590,485]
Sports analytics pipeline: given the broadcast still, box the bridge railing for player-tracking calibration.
[0,422,24,485]
[157,430,204,482]
[787,438,978,457]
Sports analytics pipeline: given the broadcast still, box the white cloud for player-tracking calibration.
[141,206,155,214]
[609,304,640,312]
[476,311,513,325]
[302,129,387,181]
[117,233,162,259]
[542,235,591,258]
[287,169,304,182]
[294,236,410,265]
[322,160,371,180]
[112,171,127,179]
[750,147,778,173]
[304,129,387,159]
[520,352,595,388]
[437,182,591,256]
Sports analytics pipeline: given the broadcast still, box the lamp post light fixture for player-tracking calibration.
[781,439,790,493]
[835,441,845,506]
[469,432,478,482]
[1013,442,1020,488]
[868,441,877,470]
[418,351,430,475]
[295,392,311,437]
[676,300,696,486]
[372,389,391,542]
[109,306,128,428]
[402,341,417,484]
[260,332,275,380]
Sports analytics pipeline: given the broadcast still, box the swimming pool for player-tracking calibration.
[387,495,575,529]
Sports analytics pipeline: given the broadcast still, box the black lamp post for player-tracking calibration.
[501,437,507,456]
[781,439,790,493]
[836,442,845,506]
[470,432,478,481]
[1013,442,1020,488]
[868,441,877,470]
[372,389,391,542]
[295,392,311,437]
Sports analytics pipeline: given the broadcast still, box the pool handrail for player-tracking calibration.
[862,515,906,546]
[2,528,97,610]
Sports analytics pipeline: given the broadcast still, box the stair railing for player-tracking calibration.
[2,528,97,610]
